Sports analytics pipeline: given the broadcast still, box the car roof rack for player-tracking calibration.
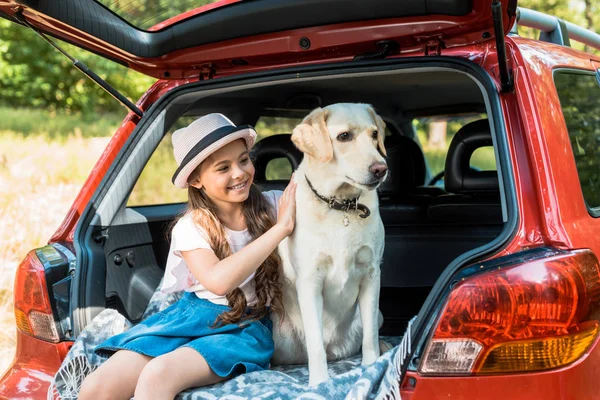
[512,7,600,51]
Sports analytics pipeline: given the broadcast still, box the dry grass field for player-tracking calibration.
[0,130,110,375]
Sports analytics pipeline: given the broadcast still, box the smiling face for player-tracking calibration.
[188,139,255,205]
[292,103,388,191]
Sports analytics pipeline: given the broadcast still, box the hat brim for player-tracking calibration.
[172,126,257,189]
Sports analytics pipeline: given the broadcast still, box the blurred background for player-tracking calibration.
[0,0,598,376]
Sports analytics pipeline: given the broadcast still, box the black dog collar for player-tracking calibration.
[305,176,371,219]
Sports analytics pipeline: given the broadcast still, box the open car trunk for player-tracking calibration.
[69,58,515,395]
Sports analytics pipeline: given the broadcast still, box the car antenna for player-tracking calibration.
[13,10,144,118]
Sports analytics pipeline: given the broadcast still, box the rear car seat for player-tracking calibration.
[379,134,443,224]
[250,134,303,191]
[427,119,502,224]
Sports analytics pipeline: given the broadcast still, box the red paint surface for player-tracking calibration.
[0,331,72,399]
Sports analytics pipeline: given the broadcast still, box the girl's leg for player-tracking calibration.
[134,347,226,400]
[78,350,151,400]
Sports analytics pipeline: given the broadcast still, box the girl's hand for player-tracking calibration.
[276,174,298,236]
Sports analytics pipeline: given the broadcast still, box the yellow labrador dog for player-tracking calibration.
[272,103,388,386]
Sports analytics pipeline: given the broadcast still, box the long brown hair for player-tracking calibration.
[169,169,284,327]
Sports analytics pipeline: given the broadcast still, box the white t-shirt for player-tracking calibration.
[160,190,283,306]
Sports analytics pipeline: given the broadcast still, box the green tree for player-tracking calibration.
[0,19,155,115]
[554,72,600,208]
[518,0,598,54]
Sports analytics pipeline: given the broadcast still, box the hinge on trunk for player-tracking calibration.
[424,39,444,56]
[199,64,215,80]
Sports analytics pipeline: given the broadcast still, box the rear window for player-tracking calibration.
[96,0,223,30]
[554,70,600,210]
[127,115,299,207]
[254,116,301,181]
[412,113,494,185]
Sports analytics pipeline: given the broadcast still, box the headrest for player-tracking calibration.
[379,134,426,195]
[250,134,303,182]
[444,119,499,193]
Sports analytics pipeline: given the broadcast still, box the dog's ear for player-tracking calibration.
[291,107,333,162]
[367,105,387,157]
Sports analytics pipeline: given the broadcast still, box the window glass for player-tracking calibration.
[412,113,494,185]
[554,71,600,209]
[254,116,301,181]
[127,117,195,207]
[95,0,222,30]
[128,116,301,207]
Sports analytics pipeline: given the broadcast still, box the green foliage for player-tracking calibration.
[0,20,155,115]
[413,114,495,178]
[518,0,599,54]
[554,72,600,208]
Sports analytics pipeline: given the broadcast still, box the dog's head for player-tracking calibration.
[292,103,388,191]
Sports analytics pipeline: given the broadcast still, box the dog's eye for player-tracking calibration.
[372,130,379,139]
[337,132,352,142]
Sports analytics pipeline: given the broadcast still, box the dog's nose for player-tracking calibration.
[369,162,388,179]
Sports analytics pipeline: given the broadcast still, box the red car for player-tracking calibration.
[1,0,600,398]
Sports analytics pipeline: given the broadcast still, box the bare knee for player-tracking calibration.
[79,371,113,400]
[136,358,177,397]
[138,357,171,383]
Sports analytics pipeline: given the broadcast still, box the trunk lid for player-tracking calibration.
[0,0,516,79]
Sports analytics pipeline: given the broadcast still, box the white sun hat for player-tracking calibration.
[171,113,257,189]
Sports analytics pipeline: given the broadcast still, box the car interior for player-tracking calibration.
[79,67,505,338]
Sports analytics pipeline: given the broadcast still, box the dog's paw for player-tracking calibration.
[308,370,330,387]
[379,339,393,354]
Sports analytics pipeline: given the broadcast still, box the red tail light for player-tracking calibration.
[13,251,59,342]
[421,249,600,375]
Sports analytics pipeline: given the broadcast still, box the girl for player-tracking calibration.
[79,113,297,400]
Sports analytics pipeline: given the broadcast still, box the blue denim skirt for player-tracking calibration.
[94,292,274,378]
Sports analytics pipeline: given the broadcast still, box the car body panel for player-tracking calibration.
[0,331,72,399]
[401,37,600,399]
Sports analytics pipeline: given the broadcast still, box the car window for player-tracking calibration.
[255,116,301,181]
[554,70,600,210]
[127,117,195,207]
[127,116,301,207]
[412,113,494,185]
[95,0,223,31]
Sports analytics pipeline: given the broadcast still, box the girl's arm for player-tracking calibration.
[181,179,297,296]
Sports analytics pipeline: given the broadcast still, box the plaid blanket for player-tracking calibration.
[48,289,414,400]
